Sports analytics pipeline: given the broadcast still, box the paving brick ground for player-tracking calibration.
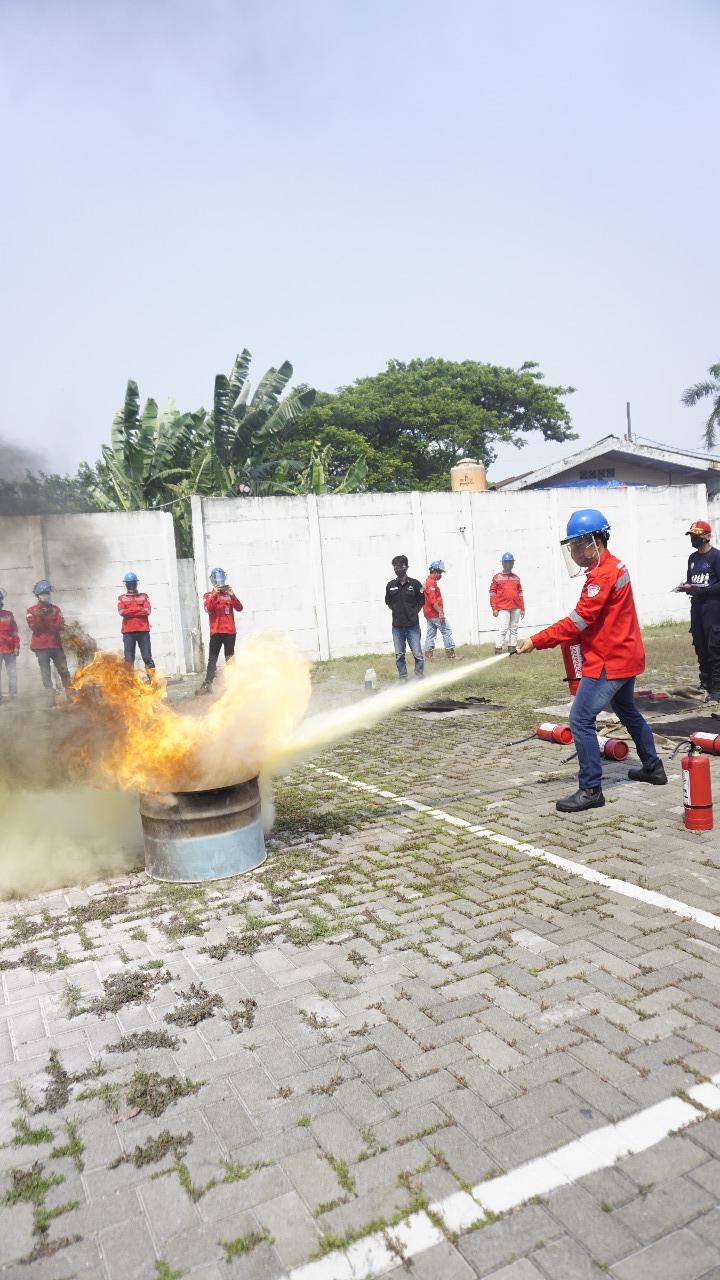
[2,681,720,1278]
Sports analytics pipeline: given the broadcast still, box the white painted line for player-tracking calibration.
[278,1077,717,1280]
[307,764,720,933]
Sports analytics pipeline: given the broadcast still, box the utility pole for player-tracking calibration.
[626,401,632,442]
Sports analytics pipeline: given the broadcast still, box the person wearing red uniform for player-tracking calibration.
[196,567,243,695]
[517,508,665,812]
[489,553,525,654]
[0,589,20,702]
[26,581,72,704]
[423,559,455,660]
[118,571,155,679]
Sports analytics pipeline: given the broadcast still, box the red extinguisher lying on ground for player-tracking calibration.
[690,732,720,756]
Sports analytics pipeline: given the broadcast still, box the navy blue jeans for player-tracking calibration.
[392,624,424,680]
[569,672,658,790]
[123,632,155,669]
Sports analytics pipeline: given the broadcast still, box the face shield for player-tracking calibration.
[561,533,602,578]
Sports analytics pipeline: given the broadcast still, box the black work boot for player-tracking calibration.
[627,759,668,785]
[195,683,212,696]
[556,787,605,813]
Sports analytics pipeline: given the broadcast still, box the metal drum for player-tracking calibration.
[139,778,266,883]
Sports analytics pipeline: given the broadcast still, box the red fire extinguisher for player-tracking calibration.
[597,735,629,761]
[682,743,714,831]
[690,732,720,756]
[536,722,573,745]
[561,642,583,695]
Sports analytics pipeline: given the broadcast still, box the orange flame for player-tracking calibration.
[71,636,311,794]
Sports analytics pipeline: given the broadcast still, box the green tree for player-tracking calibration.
[286,358,576,490]
[682,363,720,451]
[0,469,99,517]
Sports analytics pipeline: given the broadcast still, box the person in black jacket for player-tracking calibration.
[385,555,425,680]
[677,518,720,703]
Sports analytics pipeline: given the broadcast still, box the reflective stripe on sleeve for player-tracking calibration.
[614,571,630,591]
[569,610,588,630]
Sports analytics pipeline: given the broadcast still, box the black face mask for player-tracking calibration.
[690,535,706,550]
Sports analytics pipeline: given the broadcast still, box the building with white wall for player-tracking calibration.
[497,436,720,495]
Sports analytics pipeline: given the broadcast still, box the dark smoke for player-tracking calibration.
[0,437,45,482]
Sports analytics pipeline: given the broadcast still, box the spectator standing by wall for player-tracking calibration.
[197,567,243,694]
[676,519,720,704]
[490,552,525,654]
[385,555,425,681]
[0,589,19,702]
[423,560,455,660]
[118,572,156,681]
[26,581,72,705]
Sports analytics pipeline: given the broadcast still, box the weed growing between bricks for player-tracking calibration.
[75,965,173,1017]
[109,1129,193,1169]
[125,1069,203,1117]
[225,997,258,1031]
[1,1160,80,1264]
[107,1028,181,1053]
[164,981,224,1026]
[219,1228,272,1262]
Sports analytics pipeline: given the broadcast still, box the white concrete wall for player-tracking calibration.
[0,511,186,679]
[192,484,707,660]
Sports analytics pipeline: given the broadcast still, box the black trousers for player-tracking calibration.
[691,599,720,693]
[123,632,155,668]
[35,647,71,690]
[205,633,235,684]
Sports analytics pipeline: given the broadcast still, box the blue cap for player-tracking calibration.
[501,552,514,562]
[123,571,138,584]
[563,509,610,542]
[210,567,227,583]
[429,559,445,572]
[33,580,52,595]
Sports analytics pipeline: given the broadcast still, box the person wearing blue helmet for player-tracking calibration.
[490,552,525,654]
[26,582,72,705]
[118,572,155,680]
[423,560,456,661]
[517,508,665,812]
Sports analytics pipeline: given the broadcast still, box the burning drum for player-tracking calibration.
[139,778,266,883]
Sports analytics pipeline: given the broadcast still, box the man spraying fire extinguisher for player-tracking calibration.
[516,508,666,813]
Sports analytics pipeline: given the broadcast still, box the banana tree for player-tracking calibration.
[271,443,368,495]
[88,382,196,513]
[209,350,317,492]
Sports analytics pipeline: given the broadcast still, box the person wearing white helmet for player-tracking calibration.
[196,568,243,695]
[423,560,455,661]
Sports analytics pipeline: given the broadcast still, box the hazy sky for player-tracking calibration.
[1,0,718,483]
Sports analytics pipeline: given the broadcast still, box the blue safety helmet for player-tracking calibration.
[429,559,446,572]
[33,580,52,596]
[501,552,514,563]
[562,509,610,543]
[123,571,139,584]
[210,567,227,585]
